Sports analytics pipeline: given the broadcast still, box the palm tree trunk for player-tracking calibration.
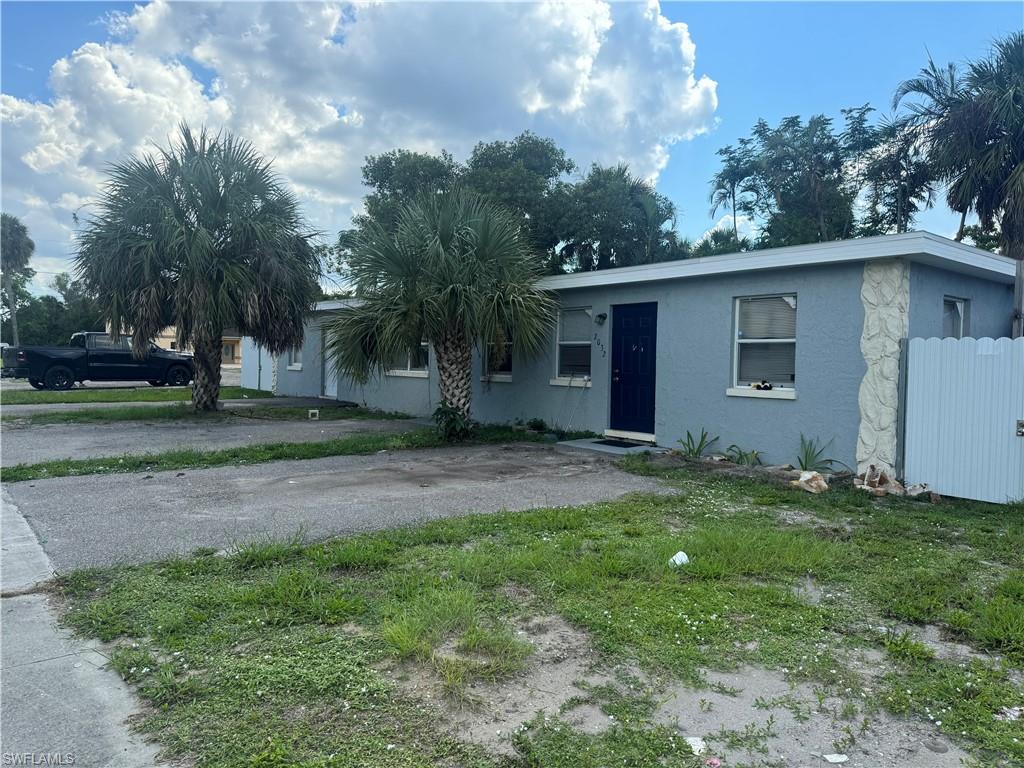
[4,274,20,348]
[192,335,222,411]
[435,332,473,419]
[954,210,967,242]
[731,185,739,241]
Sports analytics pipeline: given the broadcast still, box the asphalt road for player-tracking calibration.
[4,443,666,570]
[1,416,418,465]
[1,365,241,391]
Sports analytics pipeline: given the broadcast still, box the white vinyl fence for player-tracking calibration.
[902,337,1024,504]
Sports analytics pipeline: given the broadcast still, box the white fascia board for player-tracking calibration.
[538,232,1015,292]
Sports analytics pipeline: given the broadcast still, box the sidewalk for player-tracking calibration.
[1,489,160,767]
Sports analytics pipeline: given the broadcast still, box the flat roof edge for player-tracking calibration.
[539,232,1015,291]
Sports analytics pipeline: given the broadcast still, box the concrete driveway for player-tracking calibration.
[1,416,418,465]
[4,443,665,571]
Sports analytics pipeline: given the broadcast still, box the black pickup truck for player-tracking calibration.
[1,332,194,390]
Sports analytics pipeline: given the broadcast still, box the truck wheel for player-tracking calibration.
[148,380,166,387]
[29,379,46,390]
[166,366,191,387]
[44,365,75,391]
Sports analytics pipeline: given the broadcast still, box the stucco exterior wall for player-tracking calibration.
[908,263,1014,339]
[464,262,867,467]
[267,253,1010,472]
[240,338,275,391]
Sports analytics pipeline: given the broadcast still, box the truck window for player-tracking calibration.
[70,335,86,348]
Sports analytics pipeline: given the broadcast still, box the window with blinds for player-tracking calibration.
[734,295,796,387]
[557,308,592,377]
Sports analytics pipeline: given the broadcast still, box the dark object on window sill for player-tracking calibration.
[754,380,774,391]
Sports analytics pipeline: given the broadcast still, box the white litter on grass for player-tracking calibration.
[823,755,849,765]
[669,551,689,567]
[683,736,706,755]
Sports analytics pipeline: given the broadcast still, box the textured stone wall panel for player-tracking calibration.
[856,259,909,475]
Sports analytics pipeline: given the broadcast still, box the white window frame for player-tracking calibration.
[287,345,303,370]
[482,341,513,383]
[728,294,797,400]
[552,307,593,387]
[943,296,968,339]
[386,342,430,378]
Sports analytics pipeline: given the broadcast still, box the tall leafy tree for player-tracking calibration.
[324,189,555,421]
[559,164,684,271]
[463,131,575,262]
[1,213,36,347]
[896,32,1024,336]
[0,273,104,347]
[358,149,461,230]
[860,117,935,234]
[76,125,321,409]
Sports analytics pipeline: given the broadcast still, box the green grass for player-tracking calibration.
[55,457,1023,767]
[1,385,272,406]
[1,403,410,426]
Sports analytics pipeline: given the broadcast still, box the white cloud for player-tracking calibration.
[700,213,757,243]
[2,0,717,290]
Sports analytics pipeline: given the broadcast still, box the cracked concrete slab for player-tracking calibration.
[5,442,667,571]
[1,415,416,465]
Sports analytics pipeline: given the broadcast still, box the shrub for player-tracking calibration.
[677,428,719,458]
[433,402,475,442]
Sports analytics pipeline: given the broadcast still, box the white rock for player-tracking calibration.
[792,470,829,494]
[683,736,706,755]
[823,755,849,765]
[669,551,689,567]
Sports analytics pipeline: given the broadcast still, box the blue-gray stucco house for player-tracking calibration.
[242,232,1016,473]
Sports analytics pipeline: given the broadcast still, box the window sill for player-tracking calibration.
[481,374,513,383]
[386,369,428,379]
[726,387,796,400]
[550,377,592,388]
[286,364,303,371]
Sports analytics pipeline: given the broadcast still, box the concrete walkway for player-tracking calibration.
[1,416,417,465]
[1,395,329,417]
[1,490,161,767]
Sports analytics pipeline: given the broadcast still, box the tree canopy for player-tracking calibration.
[75,124,322,409]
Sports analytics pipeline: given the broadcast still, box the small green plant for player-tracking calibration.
[526,417,548,432]
[883,628,936,662]
[678,428,719,458]
[726,444,763,466]
[796,434,845,473]
[433,403,475,442]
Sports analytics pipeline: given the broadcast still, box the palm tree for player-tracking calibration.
[709,144,752,240]
[1,213,35,347]
[896,32,1024,336]
[75,125,321,409]
[861,117,935,234]
[324,189,556,422]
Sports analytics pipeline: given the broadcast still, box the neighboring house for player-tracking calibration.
[243,232,1015,473]
[153,328,243,365]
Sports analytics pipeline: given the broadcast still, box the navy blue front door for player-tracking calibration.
[610,302,657,435]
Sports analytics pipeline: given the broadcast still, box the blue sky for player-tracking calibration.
[657,1,1022,240]
[1,1,1021,287]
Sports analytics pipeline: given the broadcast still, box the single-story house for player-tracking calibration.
[242,231,1016,474]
